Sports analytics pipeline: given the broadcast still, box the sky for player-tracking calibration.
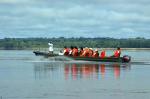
[0,0,150,38]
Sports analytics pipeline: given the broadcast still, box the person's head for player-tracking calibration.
[64,46,67,49]
[80,47,83,50]
[70,46,73,49]
[74,46,78,49]
[117,47,120,50]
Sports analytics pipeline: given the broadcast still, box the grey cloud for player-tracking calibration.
[0,0,150,38]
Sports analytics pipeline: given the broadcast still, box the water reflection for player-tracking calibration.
[34,62,64,80]
[34,62,131,80]
[64,63,131,80]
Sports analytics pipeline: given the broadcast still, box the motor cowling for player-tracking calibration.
[123,55,131,62]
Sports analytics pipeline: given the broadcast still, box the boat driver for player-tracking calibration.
[48,42,53,54]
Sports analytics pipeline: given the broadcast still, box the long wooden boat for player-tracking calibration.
[33,51,131,63]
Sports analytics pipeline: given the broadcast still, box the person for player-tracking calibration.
[92,49,99,58]
[88,48,93,57]
[48,42,53,54]
[63,46,69,56]
[58,50,64,55]
[69,46,74,56]
[79,47,84,56]
[100,49,106,58]
[113,47,121,57]
[81,47,89,57]
[72,46,78,56]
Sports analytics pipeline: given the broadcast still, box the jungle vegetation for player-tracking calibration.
[0,37,150,50]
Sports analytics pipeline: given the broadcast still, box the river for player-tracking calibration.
[0,50,150,99]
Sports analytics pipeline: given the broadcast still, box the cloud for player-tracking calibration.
[0,0,25,3]
[0,0,150,38]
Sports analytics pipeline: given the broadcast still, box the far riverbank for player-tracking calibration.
[0,48,150,51]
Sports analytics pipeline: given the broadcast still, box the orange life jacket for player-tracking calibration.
[64,48,69,56]
[92,51,99,58]
[72,48,78,56]
[114,50,121,57]
[88,49,93,57]
[79,50,84,56]
[81,49,89,57]
[100,50,106,58]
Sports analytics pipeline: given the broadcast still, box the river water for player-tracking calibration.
[0,50,150,99]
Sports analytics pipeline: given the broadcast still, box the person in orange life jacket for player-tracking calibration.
[81,47,89,57]
[79,47,84,56]
[69,46,74,56]
[88,48,93,57]
[72,46,78,56]
[63,46,69,56]
[92,49,99,58]
[100,49,106,58]
[113,47,121,57]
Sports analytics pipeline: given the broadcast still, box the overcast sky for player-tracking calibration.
[0,0,150,38]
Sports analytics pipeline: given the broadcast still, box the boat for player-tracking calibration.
[33,51,131,63]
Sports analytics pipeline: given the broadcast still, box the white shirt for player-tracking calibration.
[58,52,64,55]
[48,43,53,52]
[69,50,72,55]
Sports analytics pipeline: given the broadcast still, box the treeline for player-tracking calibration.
[0,37,150,49]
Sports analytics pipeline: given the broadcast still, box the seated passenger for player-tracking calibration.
[69,46,74,56]
[100,49,106,58]
[79,47,84,56]
[72,46,78,56]
[88,48,93,57]
[113,47,121,57]
[58,50,64,55]
[63,46,69,56]
[81,47,89,57]
[92,49,99,58]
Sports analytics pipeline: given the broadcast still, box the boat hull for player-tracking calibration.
[33,51,58,57]
[68,56,124,62]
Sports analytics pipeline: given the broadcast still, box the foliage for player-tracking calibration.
[0,37,150,49]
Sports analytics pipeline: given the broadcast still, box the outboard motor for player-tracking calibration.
[123,55,131,62]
